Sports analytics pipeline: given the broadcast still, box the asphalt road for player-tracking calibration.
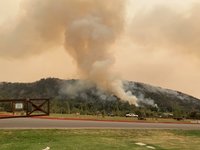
[0,118,200,129]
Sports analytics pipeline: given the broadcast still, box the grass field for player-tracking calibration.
[0,112,195,123]
[49,113,192,123]
[0,129,200,150]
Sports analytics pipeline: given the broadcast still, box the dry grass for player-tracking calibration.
[49,113,192,123]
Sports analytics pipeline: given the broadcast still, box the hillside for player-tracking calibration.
[0,78,200,114]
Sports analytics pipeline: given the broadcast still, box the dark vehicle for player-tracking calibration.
[138,117,146,120]
[173,117,184,121]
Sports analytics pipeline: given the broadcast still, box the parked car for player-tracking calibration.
[173,117,184,121]
[138,116,146,120]
[125,113,138,117]
[107,113,115,117]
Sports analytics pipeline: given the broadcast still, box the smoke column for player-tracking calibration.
[0,0,138,105]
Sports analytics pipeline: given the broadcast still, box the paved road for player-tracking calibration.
[0,118,200,129]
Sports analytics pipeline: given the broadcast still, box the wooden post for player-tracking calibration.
[47,99,50,115]
[26,99,29,117]
[12,101,14,116]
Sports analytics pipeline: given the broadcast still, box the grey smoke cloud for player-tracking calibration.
[0,0,125,58]
[0,0,138,105]
[129,4,200,57]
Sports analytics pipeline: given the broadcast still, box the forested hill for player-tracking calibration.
[0,78,200,113]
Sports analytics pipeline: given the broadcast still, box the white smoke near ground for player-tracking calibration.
[122,81,157,107]
[60,80,93,99]
[0,0,139,105]
[137,93,158,108]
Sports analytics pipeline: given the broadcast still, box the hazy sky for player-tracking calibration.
[0,0,200,98]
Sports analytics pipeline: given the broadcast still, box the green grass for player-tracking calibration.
[0,129,200,150]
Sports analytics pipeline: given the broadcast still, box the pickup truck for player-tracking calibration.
[125,113,138,117]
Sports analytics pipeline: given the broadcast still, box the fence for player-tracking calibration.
[0,98,50,119]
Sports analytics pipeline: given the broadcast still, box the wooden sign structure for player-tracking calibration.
[0,98,50,119]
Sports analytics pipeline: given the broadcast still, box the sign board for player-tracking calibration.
[15,103,23,109]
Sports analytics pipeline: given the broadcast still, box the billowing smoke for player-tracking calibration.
[0,0,138,105]
[137,93,158,108]
[129,4,200,57]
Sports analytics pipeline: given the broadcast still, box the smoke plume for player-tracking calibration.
[0,0,138,105]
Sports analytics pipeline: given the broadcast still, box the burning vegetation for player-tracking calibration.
[0,0,140,106]
[1,78,200,119]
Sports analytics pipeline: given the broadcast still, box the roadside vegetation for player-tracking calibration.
[48,113,194,123]
[1,78,200,120]
[1,129,200,150]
